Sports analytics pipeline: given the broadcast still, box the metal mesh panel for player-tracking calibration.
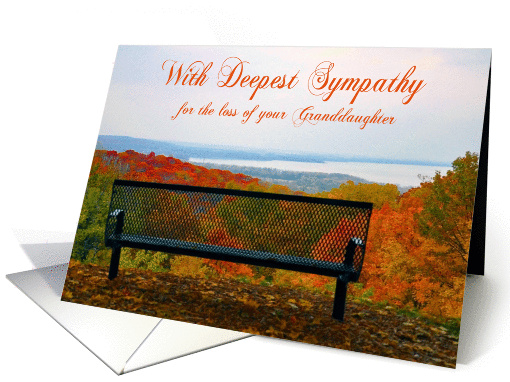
[105,180,372,277]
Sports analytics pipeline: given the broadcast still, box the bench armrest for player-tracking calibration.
[345,237,364,267]
[110,209,124,217]
[109,209,125,236]
[350,237,364,247]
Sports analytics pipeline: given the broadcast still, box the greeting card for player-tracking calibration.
[61,46,490,368]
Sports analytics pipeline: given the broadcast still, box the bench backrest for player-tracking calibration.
[105,180,372,277]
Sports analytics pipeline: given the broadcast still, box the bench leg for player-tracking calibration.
[108,246,121,280]
[332,275,348,321]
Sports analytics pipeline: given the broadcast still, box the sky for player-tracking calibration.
[99,46,491,164]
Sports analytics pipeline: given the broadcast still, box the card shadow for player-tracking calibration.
[17,242,73,295]
[19,242,73,269]
[456,274,492,364]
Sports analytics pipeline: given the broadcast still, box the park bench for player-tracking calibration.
[105,179,372,321]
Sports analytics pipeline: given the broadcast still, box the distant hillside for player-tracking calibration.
[191,162,414,194]
[97,135,449,167]
[97,135,324,163]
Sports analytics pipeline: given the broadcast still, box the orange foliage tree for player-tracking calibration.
[358,190,466,318]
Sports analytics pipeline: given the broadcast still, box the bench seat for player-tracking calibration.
[111,233,358,278]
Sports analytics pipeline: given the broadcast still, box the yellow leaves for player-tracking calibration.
[271,269,335,295]
[315,181,400,209]
[238,295,260,310]
[238,294,261,317]
[429,326,448,335]
[169,256,209,278]
[302,335,319,345]
[63,291,73,300]
[375,330,388,339]
[245,327,261,335]
[265,326,287,337]
[121,295,144,303]
[414,344,435,354]
[262,293,275,301]
[311,316,322,325]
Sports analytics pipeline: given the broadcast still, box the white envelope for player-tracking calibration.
[6,238,251,375]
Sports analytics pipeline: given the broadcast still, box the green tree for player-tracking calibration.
[316,180,400,209]
[417,152,479,262]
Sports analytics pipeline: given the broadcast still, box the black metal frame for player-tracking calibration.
[105,179,373,321]
[110,179,373,208]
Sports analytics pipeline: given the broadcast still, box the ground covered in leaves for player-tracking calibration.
[62,260,459,368]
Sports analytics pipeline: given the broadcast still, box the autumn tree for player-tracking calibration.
[316,180,400,209]
[358,194,466,318]
[417,152,479,262]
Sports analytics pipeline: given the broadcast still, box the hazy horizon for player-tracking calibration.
[97,134,453,167]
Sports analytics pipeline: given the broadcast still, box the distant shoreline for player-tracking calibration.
[188,159,451,193]
[97,135,451,168]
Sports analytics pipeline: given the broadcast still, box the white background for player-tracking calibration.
[1,1,509,380]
